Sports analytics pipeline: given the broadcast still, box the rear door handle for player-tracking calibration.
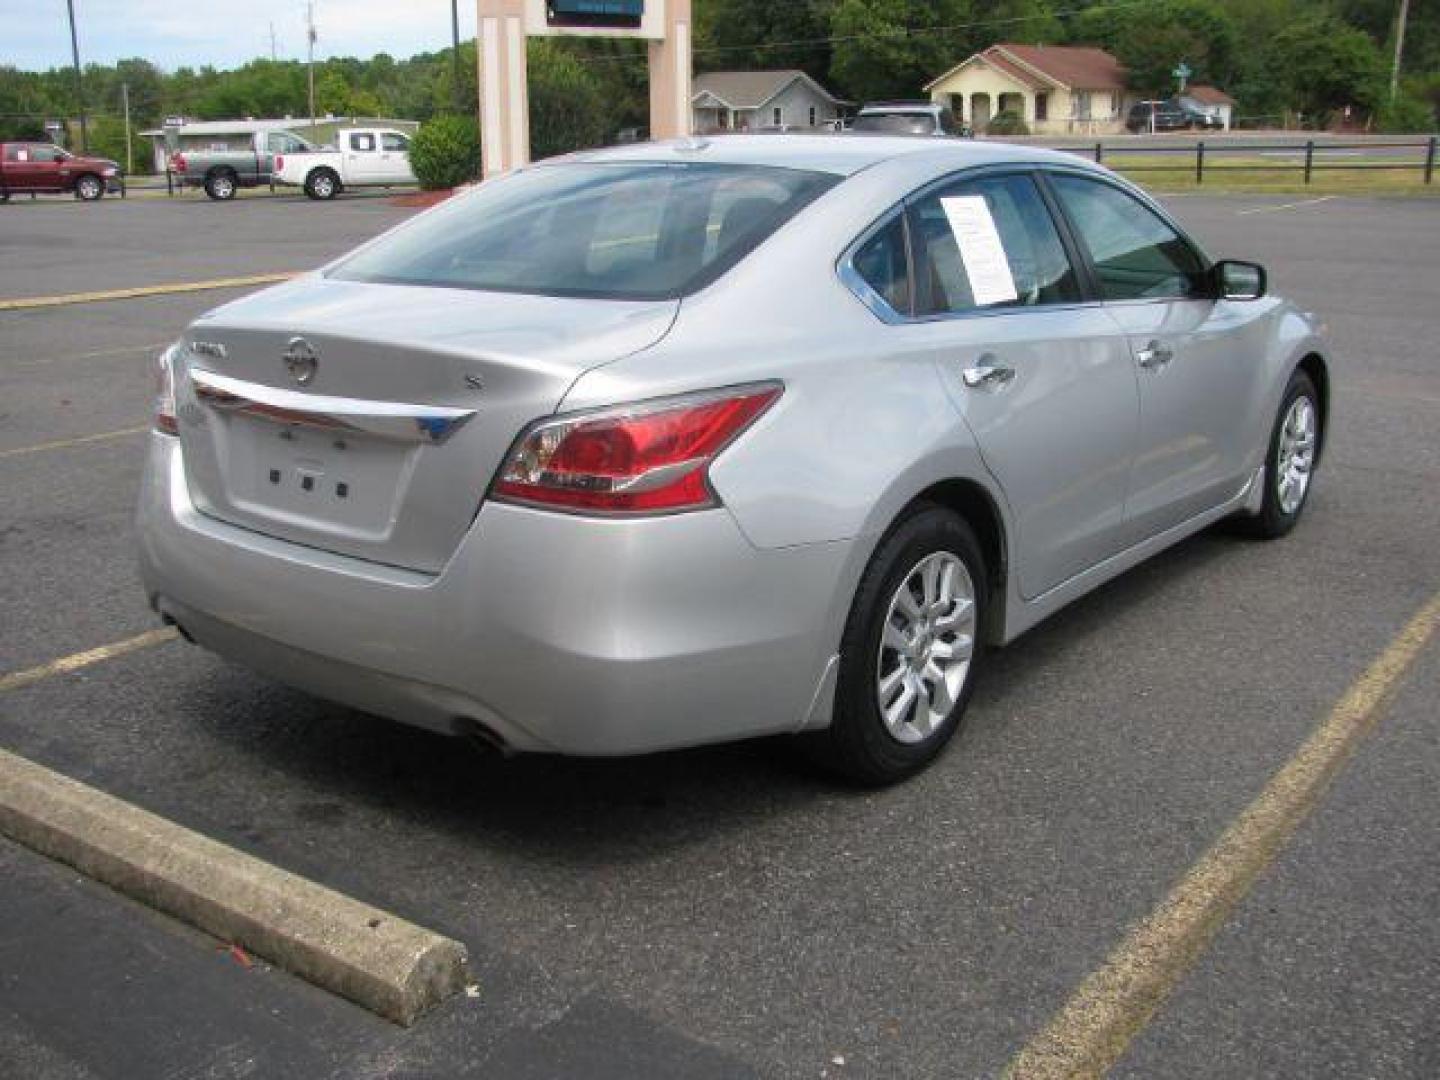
[1135,340,1175,371]
[962,362,1016,390]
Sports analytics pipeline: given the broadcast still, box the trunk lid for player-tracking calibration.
[174,277,677,572]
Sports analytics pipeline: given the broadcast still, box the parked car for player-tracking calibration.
[139,136,1329,784]
[1126,100,1190,133]
[171,129,318,200]
[1173,95,1224,130]
[851,102,970,138]
[0,142,121,201]
[273,128,416,200]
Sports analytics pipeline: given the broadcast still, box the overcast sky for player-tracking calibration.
[3,1,478,71]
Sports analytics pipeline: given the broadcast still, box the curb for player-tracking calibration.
[0,747,469,1026]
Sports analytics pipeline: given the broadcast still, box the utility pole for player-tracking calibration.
[122,82,133,174]
[451,0,463,111]
[270,22,279,62]
[65,0,88,152]
[1390,0,1410,100]
[307,1,318,129]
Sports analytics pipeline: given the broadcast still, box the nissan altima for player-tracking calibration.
[138,136,1329,784]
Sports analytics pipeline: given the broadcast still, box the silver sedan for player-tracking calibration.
[138,136,1329,784]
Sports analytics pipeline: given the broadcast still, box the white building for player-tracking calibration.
[692,70,847,133]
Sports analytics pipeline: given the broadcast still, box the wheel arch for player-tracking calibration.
[907,478,1009,644]
[1296,351,1330,466]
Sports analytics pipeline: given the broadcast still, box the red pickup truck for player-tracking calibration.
[0,142,122,202]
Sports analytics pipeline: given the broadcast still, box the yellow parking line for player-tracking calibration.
[1007,589,1440,1080]
[0,425,150,460]
[0,628,178,693]
[0,273,298,312]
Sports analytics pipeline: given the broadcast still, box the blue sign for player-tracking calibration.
[548,1,644,29]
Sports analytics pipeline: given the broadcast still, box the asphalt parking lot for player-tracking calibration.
[2,189,1438,1078]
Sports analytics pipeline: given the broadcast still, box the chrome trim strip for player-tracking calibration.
[188,368,476,445]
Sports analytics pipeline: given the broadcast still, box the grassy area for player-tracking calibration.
[1089,153,1439,196]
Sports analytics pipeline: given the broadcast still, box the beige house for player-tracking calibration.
[925,43,1133,136]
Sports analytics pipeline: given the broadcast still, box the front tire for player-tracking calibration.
[205,169,238,200]
[74,174,103,201]
[305,168,340,200]
[1242,370,1321,539]
[806,506,987,786]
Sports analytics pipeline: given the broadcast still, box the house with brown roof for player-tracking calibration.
[692,70,847,133]
[924,43,1134,136]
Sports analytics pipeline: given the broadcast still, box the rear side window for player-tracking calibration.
[332,162,838,301]
[852,216,911,315]
[909,173,1081,316]
[1050,174,1206,300]
[851,113,936,136]
[382,133,409,152]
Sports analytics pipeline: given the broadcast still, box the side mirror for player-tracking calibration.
[1214,260,1267,301]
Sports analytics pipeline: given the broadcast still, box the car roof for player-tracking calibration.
[555,134,1095,178]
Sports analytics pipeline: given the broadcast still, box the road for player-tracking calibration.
[1,191,1437,1078]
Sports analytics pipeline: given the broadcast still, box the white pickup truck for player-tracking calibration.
[274,128,416,200]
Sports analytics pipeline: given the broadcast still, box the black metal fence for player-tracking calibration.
[1053,137,1438,185]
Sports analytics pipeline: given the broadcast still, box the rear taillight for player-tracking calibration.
[154,346,179,435]
[171,153,187,173]
[274,154,284,171]
[492,384,782,515]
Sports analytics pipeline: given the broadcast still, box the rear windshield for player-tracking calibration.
[851,113,935,136]
[330,162,839,301]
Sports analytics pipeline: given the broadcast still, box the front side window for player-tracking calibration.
[331,162,838,301]
[1049,174,1206,301]
[349,133,376,152]
[909,173,1081,316]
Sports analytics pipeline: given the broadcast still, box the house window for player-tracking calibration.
[1074,92,1092,120]
[1035,93,1048,121]
[773,107,782,126]
[809,106,816,127]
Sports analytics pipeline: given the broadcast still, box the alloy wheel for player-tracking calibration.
[875,551,976,744]
[1276,394,1317,515]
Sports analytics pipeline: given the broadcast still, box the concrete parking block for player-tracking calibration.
[0,746,469,1026]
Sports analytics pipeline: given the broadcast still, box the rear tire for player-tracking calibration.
[205,169,238,201]
[74,174,103,201]
[803,505,987,786]
[1239,370,1321,540]
[305,168,340,200]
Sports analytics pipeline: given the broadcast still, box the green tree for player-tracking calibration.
[1072,0,1238,95]
[527,39,615,159]
[1267,14,1387,126]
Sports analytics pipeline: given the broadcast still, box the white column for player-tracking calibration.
[477,0,530,178]
[648,0,693,140]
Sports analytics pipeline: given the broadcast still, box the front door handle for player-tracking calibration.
[1136,340,1175,371]
[962,361,1016,390]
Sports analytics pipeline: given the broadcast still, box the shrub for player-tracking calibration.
[987,110,1030,137]
[1374,93,1437,134]
[409,114,481,191]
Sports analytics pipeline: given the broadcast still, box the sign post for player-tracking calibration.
[476,0,692,179]
[1173,61,1192,96]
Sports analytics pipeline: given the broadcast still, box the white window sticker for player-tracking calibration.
[940,195,1019,307]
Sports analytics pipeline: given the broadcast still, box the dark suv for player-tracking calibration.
[1126,100,1189,133]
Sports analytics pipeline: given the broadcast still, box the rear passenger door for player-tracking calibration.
[892,170,1141,599]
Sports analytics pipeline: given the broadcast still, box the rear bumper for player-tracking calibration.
[138,435,847,755]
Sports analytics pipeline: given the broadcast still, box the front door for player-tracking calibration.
[343,131,382,183]
[899,171,1141,599]
[1046,173,1265,541]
